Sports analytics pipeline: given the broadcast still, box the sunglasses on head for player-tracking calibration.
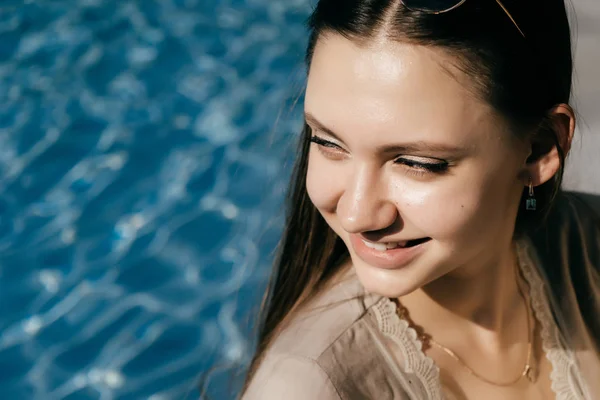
[403,0,525,38]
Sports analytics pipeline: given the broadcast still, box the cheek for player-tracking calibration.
[305,151,342,211]
[391,178,501,240]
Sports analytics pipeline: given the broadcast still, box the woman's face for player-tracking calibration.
[304,34,530,298]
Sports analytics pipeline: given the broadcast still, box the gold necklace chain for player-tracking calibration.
[393,261,537,387]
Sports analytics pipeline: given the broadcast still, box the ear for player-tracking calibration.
[523,103,576,187]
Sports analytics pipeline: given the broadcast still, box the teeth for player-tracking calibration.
[363,240,407,251]
[362,240,387,251]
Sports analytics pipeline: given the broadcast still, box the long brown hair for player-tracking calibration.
[238,0,574,396]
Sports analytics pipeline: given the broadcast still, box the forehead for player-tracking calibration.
[304,34,499,145]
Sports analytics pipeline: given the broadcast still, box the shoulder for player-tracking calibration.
[568,191,600,220]
[266,268,380,360]
[528,190,600,251]
[527,190,600,276]
[525,190,600,344]
[242,354,342,400]
[243,268,384,399]
[554,190,600,222]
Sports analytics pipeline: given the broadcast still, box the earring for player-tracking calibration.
[526,177,536,211]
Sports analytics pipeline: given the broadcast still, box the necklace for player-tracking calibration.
[393,260,537,387]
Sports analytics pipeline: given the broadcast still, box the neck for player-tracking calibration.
[399,239,522,338]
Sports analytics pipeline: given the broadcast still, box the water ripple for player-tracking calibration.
[0,0,310,398]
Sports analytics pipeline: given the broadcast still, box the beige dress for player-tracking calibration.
[242,192,600,400]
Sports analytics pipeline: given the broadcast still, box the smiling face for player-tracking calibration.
[304,33,530,298]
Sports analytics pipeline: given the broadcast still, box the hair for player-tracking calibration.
[236,0,574,396]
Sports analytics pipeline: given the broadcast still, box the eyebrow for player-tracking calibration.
[304,112,466,156]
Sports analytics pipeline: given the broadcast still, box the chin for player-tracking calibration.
[351,258,424,299]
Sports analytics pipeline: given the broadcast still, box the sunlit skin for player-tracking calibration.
[304,32,575,398]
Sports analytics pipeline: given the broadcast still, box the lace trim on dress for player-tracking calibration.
[372,296,443,400]
[370,239,589,400]
[516,239,588,400]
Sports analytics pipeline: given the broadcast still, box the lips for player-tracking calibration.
[361,237,430,250]
[350,235,431,270]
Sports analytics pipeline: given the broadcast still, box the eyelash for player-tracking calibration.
[309,135,449,176]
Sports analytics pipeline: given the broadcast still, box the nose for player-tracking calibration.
[337,166,398,234]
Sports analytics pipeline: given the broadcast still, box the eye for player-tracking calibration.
[309,134,450,176]
[309,135,347,159]
[309,135,339,149]
[394,157,449,176]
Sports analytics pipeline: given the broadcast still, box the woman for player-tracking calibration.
[240,0,600,398]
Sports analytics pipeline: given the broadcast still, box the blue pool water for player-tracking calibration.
[0,0,311,398]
